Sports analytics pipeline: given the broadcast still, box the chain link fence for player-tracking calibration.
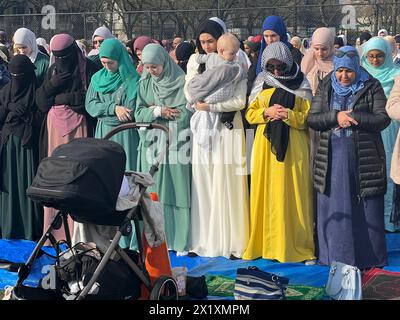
[0,3,398,44]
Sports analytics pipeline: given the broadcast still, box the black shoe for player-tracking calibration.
[187,252,198,257]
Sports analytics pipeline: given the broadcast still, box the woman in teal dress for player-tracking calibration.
[86,38,140,171]
[133,43,192,253]
[78,38,140,251]
[13,28,49,87]
[362,37,400,231]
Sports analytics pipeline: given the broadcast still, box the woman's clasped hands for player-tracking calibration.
[161,106,181,120]
[115,105,133,123]
[264,104,288,121]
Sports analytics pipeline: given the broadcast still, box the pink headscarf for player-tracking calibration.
[48,33,87,137]
[162,39,172,52]
[133,36,156,52]
[301,27,334,74]
[50,33,74,51]
[49,33,87,89]
[301,27,335,95]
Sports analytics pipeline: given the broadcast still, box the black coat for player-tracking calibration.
[36,58,100,161]
[307,72,390,198]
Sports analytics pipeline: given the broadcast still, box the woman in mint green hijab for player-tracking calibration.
[86,38,140,171]
[132,43,192,253]
[362,36,400,231]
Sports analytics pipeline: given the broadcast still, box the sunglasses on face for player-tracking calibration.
[93,40,104,45]
[266,63,288,73]
[334,50,359,58]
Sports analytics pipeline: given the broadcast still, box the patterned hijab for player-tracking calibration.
[91,38,140,101]
[260,42,302,87]
[261,42,304,162]
[140,43,186,107]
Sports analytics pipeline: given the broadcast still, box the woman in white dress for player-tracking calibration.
[185,19,249,259]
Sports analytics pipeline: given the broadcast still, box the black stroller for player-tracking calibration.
[11,123,178,300]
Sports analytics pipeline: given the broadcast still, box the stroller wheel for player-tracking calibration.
[149,276,178,300]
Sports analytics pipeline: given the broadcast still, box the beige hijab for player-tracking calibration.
[301,27,335,95]
[290,36,305,55]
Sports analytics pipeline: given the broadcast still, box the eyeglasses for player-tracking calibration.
[93,40,104,45]
[266,63,288,73]
[366,53,385,60]
[334,50,359,58]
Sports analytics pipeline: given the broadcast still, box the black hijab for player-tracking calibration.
[195,20,224,73]
[359,31,372,44]
[0,54,37,150]
[175,42,196,73]
[334,37,344,48]
[52,41,83,93]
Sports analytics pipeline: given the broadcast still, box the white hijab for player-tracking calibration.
[89,26,114,56]
[91,26,113,42]
[378,29,389,37]
[13,27,39,63]
[208,17,251,70]
[36,37,50,54]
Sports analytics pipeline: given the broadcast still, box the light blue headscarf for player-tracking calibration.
[331,46,369,96]
[361,36,400,97]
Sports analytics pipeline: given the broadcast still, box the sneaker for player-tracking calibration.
[304,259,317,266]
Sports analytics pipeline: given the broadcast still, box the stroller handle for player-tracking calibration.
[103,122,171,175]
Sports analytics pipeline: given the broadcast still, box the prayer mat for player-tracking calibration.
[362,268,400,300]
[205,275,326,300]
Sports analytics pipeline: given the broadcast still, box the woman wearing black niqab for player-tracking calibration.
[0,54,43,240]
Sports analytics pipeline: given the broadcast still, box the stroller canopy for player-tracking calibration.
[28,138,127,225]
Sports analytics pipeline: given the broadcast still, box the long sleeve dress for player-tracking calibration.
[36,58,98,244]
[133,78,192,252]
[185,54,250,258]
[77,82,140,252]
[0,73,43,240]
[85,84,139,171]
[242,88,315,262]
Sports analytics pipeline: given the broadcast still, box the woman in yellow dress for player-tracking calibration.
[243,42,315,263]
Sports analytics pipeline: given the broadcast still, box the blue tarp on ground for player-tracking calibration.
[1,233,400,296]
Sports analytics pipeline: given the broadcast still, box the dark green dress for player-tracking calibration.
[0,135,43,240]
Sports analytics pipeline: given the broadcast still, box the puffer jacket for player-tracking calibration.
[307,72,390,198]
